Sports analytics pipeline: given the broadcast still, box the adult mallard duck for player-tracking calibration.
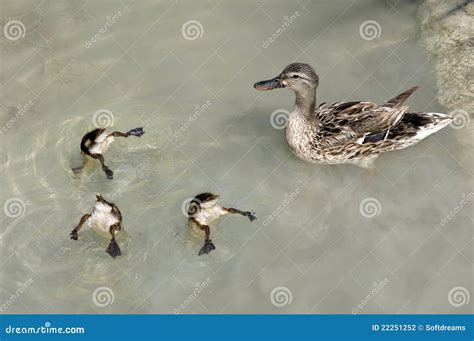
[254,63,453,169]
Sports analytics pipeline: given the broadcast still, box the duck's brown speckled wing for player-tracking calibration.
[382,86,419,108]
[314,86,420,148]
[315,100,409,147]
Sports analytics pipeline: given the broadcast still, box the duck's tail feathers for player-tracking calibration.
[407,112,453,140]
[383,86,419,108]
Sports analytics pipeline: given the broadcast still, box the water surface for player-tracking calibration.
[0,0,472,314]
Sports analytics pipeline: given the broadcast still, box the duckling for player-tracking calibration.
[254,63,453,169]
[187,193,257,256]
[70,194,123,258]
[72,127,145,179]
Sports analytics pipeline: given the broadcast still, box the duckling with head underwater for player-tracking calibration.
[70,194,124,258]
[254,63,453,169]
[187,193,257,256]
[72,127,145,180]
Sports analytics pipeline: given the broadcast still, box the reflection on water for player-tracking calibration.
[0,0,472,314]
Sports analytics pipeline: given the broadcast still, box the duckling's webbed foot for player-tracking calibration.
[198,239,216,256]
[126,127,145,137]
[225,207,257,222]
[72,157,88,175]
[106,239,122,259]
[70,230,79,240]
[90,153,113,180]
[103,167,114,180]
[245,211,257,222]
[194,222,214,255]
[70,213,90,240]
[71,166,83,175]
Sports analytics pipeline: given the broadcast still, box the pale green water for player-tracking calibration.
[0,0,472,314]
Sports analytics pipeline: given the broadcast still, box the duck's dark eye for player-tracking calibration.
[292,75,299,79]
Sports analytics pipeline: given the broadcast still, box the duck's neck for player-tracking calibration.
[294,88,316,118]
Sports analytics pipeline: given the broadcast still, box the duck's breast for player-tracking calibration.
[286,113,319,161]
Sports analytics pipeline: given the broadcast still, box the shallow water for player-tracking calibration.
[0,0,472,314]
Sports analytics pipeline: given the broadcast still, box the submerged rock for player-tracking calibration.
[418,0,473,169]
[418,0,474,113]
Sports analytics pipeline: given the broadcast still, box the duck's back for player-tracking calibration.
[89,202,120,233]
[81,128,114,155]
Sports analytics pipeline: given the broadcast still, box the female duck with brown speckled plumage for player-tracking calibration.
[255,63,453,169]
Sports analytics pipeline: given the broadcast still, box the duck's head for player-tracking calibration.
[254,63,319,94]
